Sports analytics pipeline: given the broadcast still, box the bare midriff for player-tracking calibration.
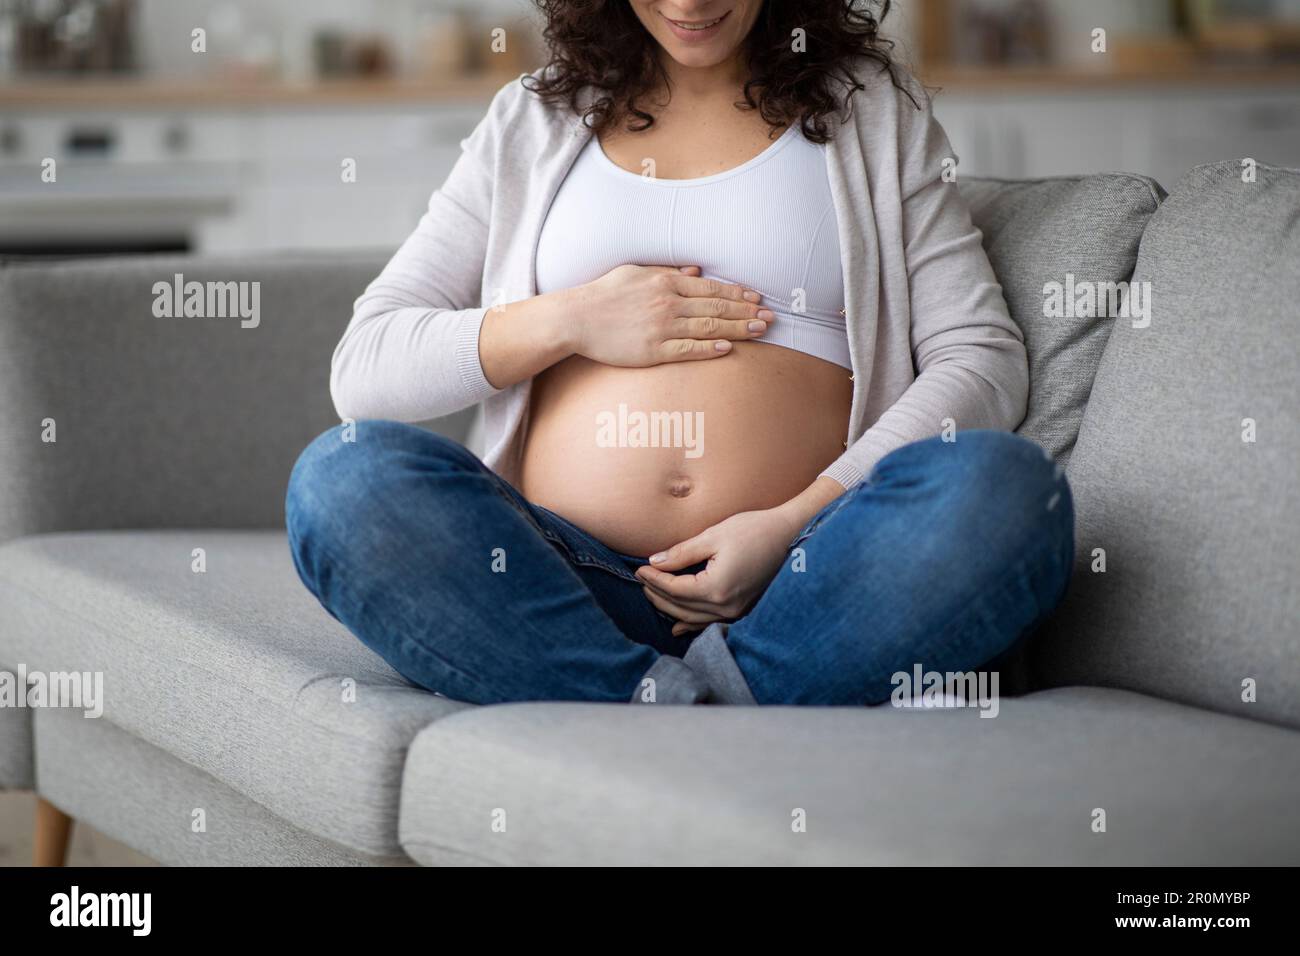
[520,342,853,557]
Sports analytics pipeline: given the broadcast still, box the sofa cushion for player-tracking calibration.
[961,174,1164,466]
[35,706,406,866]
[0,253,390,544]
[0,690,32,790]
[399,686,1300,866]
[0,530,472,858]
[1033,162,1300,729]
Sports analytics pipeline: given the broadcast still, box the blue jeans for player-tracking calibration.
[286,421,1073,706]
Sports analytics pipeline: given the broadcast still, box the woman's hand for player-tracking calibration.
[634,476,846,637]
[634,507,803,638]
[570,264,775,367]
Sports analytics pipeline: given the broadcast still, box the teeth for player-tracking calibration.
[673,17,722,30]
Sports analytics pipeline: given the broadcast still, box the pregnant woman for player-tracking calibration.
[286,0,1074,706]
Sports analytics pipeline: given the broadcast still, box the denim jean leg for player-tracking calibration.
[724,431,1075,705]
[527,505,695,657]
[285,420,661,704]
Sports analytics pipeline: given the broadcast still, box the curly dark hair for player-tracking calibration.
[522,0,912,145]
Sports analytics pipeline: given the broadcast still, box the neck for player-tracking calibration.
[657,46,750,103]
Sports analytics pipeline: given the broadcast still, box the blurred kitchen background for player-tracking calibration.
[0,0,1298,257]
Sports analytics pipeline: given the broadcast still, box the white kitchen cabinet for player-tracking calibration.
[932,86,1300,190]
[4,83,1297,255]
[0,96,492,254]
[210,105,480,252]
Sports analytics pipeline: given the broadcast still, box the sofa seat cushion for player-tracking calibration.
[35,706,410,865]
[0,530,471,858]
[0,693,32,790]
[400,687,1300,866]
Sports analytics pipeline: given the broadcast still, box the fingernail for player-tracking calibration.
[714,341,731,352]
[649,552,667,564]
[757,309,775,320]
[742,290,760,303]
[747,320,767,332]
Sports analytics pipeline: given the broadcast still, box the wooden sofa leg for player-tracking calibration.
[33,797,74,867]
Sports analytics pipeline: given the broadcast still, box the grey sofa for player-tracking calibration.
[1,160,1297,866]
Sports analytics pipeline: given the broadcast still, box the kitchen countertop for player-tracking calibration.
[1,63,1297,111]
[0,73,512,110]
[920,63,1300,92]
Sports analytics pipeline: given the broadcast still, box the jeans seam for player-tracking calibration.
[499,487,640,584]
[562,550,640,583]
[789,480,866,550]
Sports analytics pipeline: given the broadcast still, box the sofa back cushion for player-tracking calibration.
[1032,161,1300,729]
[960,174,1165,468]
[0,252,474,543]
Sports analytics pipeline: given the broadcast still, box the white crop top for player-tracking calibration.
[534,123,849,369]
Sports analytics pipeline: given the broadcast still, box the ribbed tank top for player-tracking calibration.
[535,123,848,369]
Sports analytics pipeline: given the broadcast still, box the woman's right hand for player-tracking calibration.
[569,264,774,367]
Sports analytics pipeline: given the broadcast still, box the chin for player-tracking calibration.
[662,45,735,69]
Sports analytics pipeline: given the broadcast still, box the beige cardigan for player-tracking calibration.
[331,61,1028,490]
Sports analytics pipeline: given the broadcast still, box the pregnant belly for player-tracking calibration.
[520,342,853,557]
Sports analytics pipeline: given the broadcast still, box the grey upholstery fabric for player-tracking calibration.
[400,687,1300,866]
[0,687,33,790]
[961,174,1165,466]
[0,530,473,857]
[4,186,1294,867]
[35,707,406,866]
[0,251,473,793]
[1034,162,1300,729]
[0,251,477,544]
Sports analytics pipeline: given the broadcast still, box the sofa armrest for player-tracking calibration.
[0,252,474,543]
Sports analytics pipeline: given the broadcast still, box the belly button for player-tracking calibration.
[668,477,694,499]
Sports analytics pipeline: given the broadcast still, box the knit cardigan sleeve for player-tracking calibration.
[818,88,1028,490]
[328,85,513,422]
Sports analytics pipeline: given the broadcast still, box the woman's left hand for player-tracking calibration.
[635,507,801,638]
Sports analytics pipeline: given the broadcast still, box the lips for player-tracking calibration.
[660,10,730,41]
[669,16,723,30]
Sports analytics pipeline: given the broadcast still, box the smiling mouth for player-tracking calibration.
[661,11,729,32]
